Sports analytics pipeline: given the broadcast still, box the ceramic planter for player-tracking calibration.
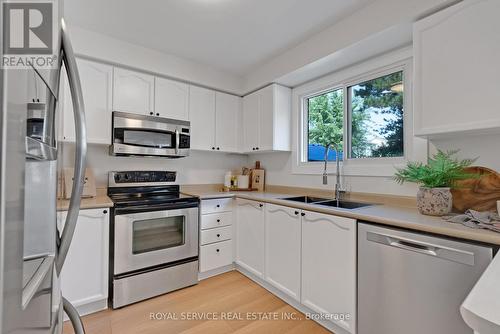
[417,187,452,216]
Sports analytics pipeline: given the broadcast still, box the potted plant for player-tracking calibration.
[394,150,477,216]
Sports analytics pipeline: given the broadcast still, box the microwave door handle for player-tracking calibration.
[175,128,180,155]
[56,18,87,275]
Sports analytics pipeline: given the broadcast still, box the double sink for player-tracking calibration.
[279,196,373,209]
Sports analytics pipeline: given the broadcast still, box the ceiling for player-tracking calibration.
[64,0,375,76]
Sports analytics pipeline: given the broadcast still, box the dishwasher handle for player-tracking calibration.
[366,231,475,266]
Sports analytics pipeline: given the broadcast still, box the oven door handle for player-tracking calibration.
[115,206,198,220]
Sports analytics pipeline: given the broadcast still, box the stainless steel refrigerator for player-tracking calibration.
[1,0,87,333]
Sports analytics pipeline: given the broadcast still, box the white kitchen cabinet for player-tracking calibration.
[413,0,500,138]
[113,67,154,115]
[62,59,113,144]
[301,210,356,333]
[264,204,301,301]
[58,208,110,316]
[199,198,234,275]
[235,198,265,278]
[189,85,216,151]
[215,92,241,153]
[242,84,291,153]
[154,77,189,120]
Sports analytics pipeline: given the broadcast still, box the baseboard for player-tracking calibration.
[235,264,350,334]
[198,264,235,280]
[63,299,108,321]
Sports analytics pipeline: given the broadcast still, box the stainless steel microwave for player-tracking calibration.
[110,111,190,158]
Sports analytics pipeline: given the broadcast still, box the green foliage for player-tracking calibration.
[394,150,477,188]
[308,89,344,151]
[351,71,404,158]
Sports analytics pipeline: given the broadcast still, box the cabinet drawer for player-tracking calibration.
[201,198,233,214]
[200,212,232,230]
[201,226,232,245]
[200,240,233,272]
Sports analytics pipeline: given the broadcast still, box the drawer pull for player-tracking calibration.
[301,212,306,216]
[216,249,220,253]
[294,211,299,215]
[216,204,220,208]
[217,234,221,237]
[217,219,221,223]
[259,204,263,208]
[103,209,108,214]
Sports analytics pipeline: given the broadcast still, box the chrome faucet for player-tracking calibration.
[322,143,344,200]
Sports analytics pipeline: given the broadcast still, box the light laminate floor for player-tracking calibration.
[63,271,331,334]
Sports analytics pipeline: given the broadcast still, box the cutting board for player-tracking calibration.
[452,166,500,212]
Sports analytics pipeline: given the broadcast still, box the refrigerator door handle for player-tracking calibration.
[55,18,87,274]
[63,297,86,334]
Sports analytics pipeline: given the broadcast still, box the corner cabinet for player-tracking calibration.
[413,0,500,138]
[235,198,265,278]
[242,84,291,153]
[301,210,356,333]
[264,204,301,301]
[61,59,113,144]
[112,67,154,115]
[58,208,110,316]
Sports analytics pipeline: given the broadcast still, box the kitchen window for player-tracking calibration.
[305,70,404,162]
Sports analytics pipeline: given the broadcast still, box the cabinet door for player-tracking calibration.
[265,204,301,300]
[301,211,356,333]
[242,92,260,152]
[258,85,274,151]
[235,199,265,277]
[112,68,154,115]
[414,0,500,137]
[215,92,241,153]
[62,59,113,144]
[154,77,189,120]
[189,86,216,150]
[59,208,109,313]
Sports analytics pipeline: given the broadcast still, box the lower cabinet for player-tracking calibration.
[301,210,356,333]
[199,198,234,274]
[58,208,110,316]
[264,203,301,301]
[235,198,265,278]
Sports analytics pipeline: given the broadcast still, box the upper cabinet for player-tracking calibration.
[215,92,241,153]
[413,0,500,138]
[189,86,216,151]
[113,68,154,115]
[61,59,113,144]
[154,77,189,120]
[189,88,242,153]
[242,84,291,153]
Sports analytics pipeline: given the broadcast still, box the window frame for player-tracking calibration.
[293,48,426,177]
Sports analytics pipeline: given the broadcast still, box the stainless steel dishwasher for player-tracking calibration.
[358,222,494,334]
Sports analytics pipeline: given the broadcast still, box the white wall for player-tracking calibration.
[61,143,247,188]
[68,25,243,95]
[244,0,458,92]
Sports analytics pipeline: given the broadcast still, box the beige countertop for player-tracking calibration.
[181,185,500,246]
[57,188,113,211]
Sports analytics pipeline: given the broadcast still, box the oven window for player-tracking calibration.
[132,216,185,254]
[120,129,174,148]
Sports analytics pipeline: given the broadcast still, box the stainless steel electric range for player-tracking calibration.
[108,171,199,308]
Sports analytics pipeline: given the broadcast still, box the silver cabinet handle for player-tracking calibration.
[56,18,87,274]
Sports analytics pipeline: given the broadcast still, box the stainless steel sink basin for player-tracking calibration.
[280,196,374,209]
[314,199,373,209]
[279,196,330,203]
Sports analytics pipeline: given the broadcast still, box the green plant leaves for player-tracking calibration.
[394,150,478,188]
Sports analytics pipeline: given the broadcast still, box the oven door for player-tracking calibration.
[114,207,198,275]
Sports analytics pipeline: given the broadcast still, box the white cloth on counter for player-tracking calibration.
[444,210,500,233]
